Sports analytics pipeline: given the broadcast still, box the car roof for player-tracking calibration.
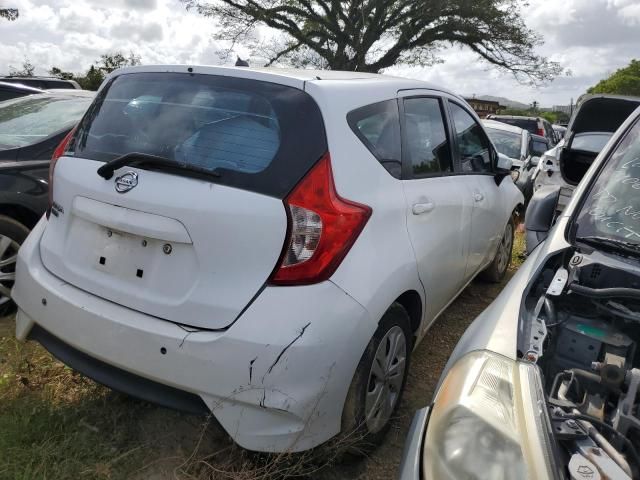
[109,64,459,97]
[482,119,525,135]
[489,114,540,121]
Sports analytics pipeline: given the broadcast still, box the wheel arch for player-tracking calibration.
[0,204,41,230]
[392,290,423,337]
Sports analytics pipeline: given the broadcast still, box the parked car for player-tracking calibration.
[0,76,81,90]
[12,65,523,453]
[399,106,640,480]
[534,95,640,212]
[0,81,44,102]
[483,119,549,203]
[0,90,94,311]
[552,123,567,141]
[487,114,557,147]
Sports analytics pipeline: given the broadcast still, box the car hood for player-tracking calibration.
[568,95,640,137]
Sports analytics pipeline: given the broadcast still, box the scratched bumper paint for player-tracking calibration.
[13,219,376,452]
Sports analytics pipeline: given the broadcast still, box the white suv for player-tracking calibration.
[13,66,523,453]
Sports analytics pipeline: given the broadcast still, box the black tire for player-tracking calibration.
[340,303,413,454]
[0,215,30,318]
[479,216,515,283]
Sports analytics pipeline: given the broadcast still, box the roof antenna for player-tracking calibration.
[235,56,249,67]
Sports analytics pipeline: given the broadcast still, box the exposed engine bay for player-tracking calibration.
[521,247,640,479]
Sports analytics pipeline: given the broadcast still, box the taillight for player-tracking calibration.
[270,153,371,285]
[537,127,545,137]
[47,128,76,219]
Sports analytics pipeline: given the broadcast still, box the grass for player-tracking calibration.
[510,229,527,270]
[0,229,529,480]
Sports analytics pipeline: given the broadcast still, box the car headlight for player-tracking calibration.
[510,169,520,182]
[423,351,559,480]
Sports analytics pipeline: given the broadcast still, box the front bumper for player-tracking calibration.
[13,219,376,452]
[398,406,430,480]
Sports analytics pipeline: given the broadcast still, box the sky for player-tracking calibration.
[1,0,639,107]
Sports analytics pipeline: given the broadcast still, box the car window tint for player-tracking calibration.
[347,100,402,178]
[449,102,492,173]
[403,97,451,176]
[531,138,549,156]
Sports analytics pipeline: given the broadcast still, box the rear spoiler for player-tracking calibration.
[0,160,50,172]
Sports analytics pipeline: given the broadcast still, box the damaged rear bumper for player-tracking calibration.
[13,219,376,452]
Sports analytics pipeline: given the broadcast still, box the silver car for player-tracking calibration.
[399,106,640,479]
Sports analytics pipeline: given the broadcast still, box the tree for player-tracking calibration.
[587,59,640,96]
[182,0,561,84]
[98,51,141,73]
[9,59,35,77]
[0,7,18,21]
[48,51,142,91]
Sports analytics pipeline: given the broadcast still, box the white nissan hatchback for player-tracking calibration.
[13,66,523,453]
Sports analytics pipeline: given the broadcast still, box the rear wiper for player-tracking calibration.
[97,152,221,181]
[576,235,640,257]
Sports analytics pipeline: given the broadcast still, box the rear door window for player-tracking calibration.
[347,100,402,178]
[402,97,452,177]
[71,72,327,198]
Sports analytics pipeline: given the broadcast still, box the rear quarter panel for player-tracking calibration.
[305,81,425,333]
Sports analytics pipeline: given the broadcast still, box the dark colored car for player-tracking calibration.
[0,81,44,102]
[0,76,81,90]
[487,114,557,147]
[0,90,94,313]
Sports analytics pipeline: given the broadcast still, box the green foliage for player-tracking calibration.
[0,7,18,20]
[588,59,640,96]
[48,51,142,91]
[8,60,35,77]
[182,0,561,84]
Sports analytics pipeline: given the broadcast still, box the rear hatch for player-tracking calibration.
[40,70,327,329]
[560,95,640,185]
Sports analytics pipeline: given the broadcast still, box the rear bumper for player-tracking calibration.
[13,218,376,452]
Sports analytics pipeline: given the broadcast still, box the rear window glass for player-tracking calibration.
[571,133,612,153]
[71,72,326,198]
[494,118,537,134]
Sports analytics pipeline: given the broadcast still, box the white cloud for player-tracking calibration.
[0,0,637,106]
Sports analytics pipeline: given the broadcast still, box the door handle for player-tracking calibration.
[473,192,484,202]
[412,202,435,215]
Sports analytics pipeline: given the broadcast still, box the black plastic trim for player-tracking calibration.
[29,324,209,415]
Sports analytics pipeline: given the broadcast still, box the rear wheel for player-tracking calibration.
[480,217,514,283]
[341,303,413,452]
[0,215,30,317]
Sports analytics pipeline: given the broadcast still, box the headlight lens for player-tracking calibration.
[423,351,557,480]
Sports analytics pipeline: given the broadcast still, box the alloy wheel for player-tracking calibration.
[496,222,514,274]
[365,325,407,433]
[0,234,20,306]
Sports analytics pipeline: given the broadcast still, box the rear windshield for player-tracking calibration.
[571,132,612,153]
[494,118,537,134]
[70,72,327,198]
[485,127,521,159]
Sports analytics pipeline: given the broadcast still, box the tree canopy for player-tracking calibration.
[182,0,561,84]
[0,7,18,21]
[48,51,142,90]
[587,59,640,96]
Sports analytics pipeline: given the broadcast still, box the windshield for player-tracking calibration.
[575,117,640,244]
[0,94,91,149]
[486,127,521,159]
[571,132,612,153]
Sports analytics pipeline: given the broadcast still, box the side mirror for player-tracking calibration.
[496,152,513,172]
[525,186,561,254]
[530,156,541,167]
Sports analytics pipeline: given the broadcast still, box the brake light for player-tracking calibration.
[270,153,371,285]
[537,127,545,137]
[47,127,76,219]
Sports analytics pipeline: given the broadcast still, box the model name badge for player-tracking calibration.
[114,171,138,193]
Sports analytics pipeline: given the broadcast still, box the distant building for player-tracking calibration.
[464,98,504,118]
[552,105,573,115]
